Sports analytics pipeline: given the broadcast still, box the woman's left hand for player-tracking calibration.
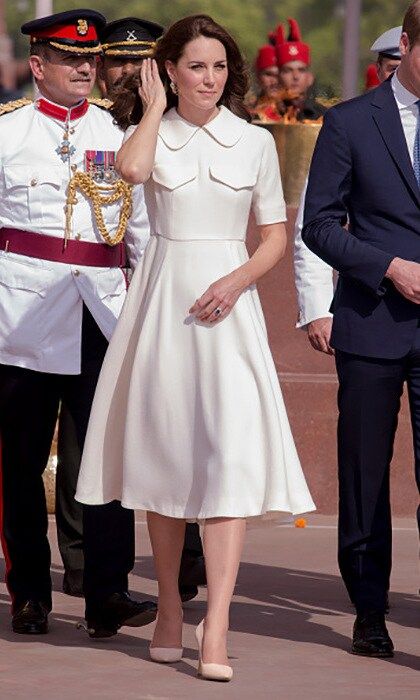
[189,272,248,323]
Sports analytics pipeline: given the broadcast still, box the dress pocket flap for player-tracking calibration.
[152,165,197,190]
[209,164,257,190]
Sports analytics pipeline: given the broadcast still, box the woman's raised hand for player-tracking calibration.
[138,58,167,113]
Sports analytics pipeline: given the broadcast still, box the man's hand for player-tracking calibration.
[307,317,334,355]
[385,258,420,304]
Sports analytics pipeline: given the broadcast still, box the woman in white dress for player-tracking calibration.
[76,14,314,682]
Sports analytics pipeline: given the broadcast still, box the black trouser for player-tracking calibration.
[0,306,119,612]
[56,404,84,574]
[335,324,420,615]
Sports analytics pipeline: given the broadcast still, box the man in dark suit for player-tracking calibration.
[302,0,420,658]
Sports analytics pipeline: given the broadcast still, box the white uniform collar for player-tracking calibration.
[158,105,247,150]
[392,71,419,109]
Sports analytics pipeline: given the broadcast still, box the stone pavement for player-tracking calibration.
[0,514,418,700]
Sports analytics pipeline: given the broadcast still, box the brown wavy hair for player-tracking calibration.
[111,71,143,131]
[111,14,250,130]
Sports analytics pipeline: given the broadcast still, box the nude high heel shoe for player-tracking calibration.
[149,646,183,663]
[195,619,233,682]
[149,609,183,663]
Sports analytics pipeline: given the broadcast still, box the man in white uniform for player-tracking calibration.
[294,26,402,355]
[50,16,166,602]
[0,9,156,637]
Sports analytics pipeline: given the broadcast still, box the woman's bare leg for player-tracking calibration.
[147,512,186,648]
[202,517,246,664]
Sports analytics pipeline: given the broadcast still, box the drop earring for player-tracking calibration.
[170,81,178,95]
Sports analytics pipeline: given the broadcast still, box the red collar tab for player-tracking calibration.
[36,98,89,121]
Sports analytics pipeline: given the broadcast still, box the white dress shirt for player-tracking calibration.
[392,71,419,164]
[293,177,334,328]
[0,99,150,374]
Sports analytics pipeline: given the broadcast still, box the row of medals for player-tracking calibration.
[56,117,118,184]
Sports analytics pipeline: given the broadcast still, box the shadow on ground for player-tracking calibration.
[1,555,418,676]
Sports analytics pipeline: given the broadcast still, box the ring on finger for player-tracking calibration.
[214,307,222,317]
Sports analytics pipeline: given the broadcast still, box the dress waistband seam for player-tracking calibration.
[152,233,245,242]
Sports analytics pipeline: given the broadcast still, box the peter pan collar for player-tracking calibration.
[158,105,248,150]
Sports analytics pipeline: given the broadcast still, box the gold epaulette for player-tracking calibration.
[88,97,114,110]
[0,97,32,116]
[316,97,341,109]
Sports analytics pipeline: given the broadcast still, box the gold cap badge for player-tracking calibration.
[77,19,88,36]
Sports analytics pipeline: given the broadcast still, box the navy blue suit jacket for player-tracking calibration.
[302,77,420,359]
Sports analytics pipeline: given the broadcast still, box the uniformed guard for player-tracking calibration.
[0,9,156,636]
[98,17,164,98]
[275,18,326,121]
[370,25,402,81]
[42,17,165,602]
[248,41,283,122]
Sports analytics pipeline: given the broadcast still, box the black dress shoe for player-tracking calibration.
[179,584,199,603]
[178,552,206,603]
[86,592,157,639]
[351,611,394,657]
[179,552,206,588]
[12,600,49,635]
[63,569,84,597]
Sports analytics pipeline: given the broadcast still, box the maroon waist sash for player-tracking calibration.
[0,228,127,268]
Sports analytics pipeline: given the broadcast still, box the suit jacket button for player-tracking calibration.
[73,269,80,276]
[30,178,38,186]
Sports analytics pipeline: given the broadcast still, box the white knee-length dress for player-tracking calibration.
[76,106,315,519]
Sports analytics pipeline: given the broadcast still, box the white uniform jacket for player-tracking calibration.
[0,100,150,374]
[293,177,334,328]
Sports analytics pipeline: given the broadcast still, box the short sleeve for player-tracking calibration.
[251,131,287,225]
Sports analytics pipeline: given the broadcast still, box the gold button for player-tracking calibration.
[75,233,81,240]
[73,269,80,276]
[30,178,38,187]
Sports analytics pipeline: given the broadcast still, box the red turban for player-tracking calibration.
[276,18,310,67]
[256,44,277,72]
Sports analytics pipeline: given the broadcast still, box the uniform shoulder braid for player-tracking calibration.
[0,97,33,116]
[88,97,114,110]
